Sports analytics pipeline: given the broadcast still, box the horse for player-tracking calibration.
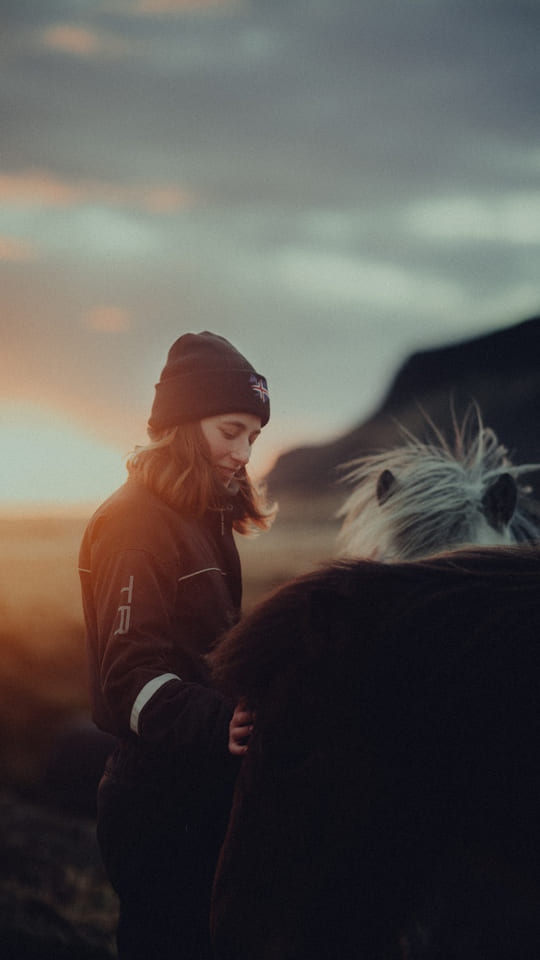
[208,545,540,959]
[337,407,540,560]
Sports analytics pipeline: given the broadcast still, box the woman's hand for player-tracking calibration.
[229,701,254,756]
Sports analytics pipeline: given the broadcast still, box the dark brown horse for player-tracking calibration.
[209,546,540,959]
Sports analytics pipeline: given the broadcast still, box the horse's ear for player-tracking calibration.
[376,469,397,505]
[482,473,517,530]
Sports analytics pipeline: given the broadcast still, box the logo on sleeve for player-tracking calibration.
[114,575,134,635]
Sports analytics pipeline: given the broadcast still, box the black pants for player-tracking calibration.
[97,766,232,960]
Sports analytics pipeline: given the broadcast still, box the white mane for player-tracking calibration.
[337,410,540,562]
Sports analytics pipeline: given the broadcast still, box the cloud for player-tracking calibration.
[39,23,133,59]
[273,247,467,315]
[2,0,540,474]
[0,170,196,214]
[83,306,132,333]
[41,24,103,56]
[405,193,540,246]
[0,236,36,262]
[0,171,197,263]
[126,0,241,14]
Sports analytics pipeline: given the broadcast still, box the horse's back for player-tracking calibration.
[211,548,540,959]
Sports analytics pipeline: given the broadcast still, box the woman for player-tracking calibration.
[78,331,274,959]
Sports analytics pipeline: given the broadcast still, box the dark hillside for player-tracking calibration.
[269,315,540,495]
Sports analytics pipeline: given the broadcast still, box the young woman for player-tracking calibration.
[78,332,274,959]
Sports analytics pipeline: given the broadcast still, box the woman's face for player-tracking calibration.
[200,412,262,486]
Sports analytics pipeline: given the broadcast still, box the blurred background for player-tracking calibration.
[2,0,540,508]
[1,0,540,954]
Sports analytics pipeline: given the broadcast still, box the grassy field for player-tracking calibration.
[0,513,91,785]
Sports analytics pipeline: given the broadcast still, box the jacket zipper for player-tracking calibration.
[220,503,233,535]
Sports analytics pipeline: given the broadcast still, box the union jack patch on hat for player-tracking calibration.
[249,374,269,403]
[149,331,270,429]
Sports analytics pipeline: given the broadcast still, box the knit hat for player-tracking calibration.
[148,331,270,431]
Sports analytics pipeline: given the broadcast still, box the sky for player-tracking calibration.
[2,0,540,509]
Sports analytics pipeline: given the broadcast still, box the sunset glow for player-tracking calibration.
[1,405,127,511]
[2,0,540,515]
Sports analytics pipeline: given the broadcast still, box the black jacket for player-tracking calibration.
[79,477,242,779]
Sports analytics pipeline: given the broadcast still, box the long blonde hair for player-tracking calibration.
[127,421,276,535]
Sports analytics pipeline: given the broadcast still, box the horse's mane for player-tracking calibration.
[337,406,540,560]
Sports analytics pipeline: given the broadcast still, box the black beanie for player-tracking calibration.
[148,331,270,432]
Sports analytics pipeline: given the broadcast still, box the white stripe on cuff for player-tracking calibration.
[130,673,181,735]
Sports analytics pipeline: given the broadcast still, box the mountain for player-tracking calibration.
[268,315,540,495]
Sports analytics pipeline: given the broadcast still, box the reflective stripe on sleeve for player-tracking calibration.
[178,567,225,582]
[130,673,181,735]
